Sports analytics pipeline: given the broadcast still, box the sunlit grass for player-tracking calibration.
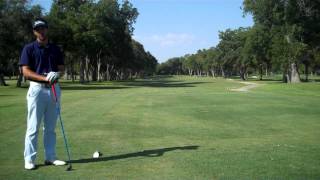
[0,76,319,179]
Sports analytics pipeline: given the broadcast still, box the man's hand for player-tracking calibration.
[46,71,60,84]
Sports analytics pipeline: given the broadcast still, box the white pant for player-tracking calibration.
[24,82,61,162]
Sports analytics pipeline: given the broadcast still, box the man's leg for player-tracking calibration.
[43,95,58,161]
[24,85,45,163]
[43,84,60,161]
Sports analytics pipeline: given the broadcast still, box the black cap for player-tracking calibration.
[33,19,48,29]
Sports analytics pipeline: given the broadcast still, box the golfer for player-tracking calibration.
[19,18,66,170]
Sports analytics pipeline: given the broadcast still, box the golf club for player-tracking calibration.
[51,83,72,171]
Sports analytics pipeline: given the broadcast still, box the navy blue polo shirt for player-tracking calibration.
[19,41,64,75]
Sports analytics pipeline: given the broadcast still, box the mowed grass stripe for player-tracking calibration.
[0,76,319,179]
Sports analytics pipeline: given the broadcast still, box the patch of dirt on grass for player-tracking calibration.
[229,81,262,92]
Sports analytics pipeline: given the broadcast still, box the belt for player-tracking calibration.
[30,81,52,88]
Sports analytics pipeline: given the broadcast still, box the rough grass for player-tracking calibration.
[0,76,319,179]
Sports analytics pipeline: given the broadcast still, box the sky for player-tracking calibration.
[31,0,253,63]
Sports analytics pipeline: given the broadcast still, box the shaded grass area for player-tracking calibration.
[71,145,199,164]
[0,76,319,179]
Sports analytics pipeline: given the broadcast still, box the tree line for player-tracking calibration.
[157,0,320,83]
[0,0,158,86]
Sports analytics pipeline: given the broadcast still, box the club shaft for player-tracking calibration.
[52,84,72,165]
[57,108,72,162]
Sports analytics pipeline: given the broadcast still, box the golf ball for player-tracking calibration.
[93,151,100,158]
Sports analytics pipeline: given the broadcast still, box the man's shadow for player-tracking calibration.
[70,145,199,164]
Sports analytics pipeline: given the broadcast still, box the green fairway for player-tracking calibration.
[0,76,319,179]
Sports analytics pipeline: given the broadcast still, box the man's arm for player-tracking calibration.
[22,66,49,83]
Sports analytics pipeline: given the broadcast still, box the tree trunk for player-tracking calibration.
[85,56,90,82]
[289,62,301,83]
[305,63,309,82]
[105,64,110,81]
[110,65,115,80]
[16,67,23,87]
[92,66,97,81]
[221,66,225,78]
[240,66,246,81]
[91,59,97,82]
[16,73,23,87]
[0,74,7,86]
[210,69,215,77]
[120,70,124,80]
[129,70,132,80]
[80,59,85,84]
[259,64,263,80]
[0,67,7,86]
[97,58,101,82]
[281,64,288,83]
[64,65,69,80]
[116,70,120,80]
[71,60,75,82]
[265,66,268,77]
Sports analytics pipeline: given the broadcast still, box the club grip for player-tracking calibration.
[51,84,58,102]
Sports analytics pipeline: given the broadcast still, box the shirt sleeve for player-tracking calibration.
[19,45,31,66]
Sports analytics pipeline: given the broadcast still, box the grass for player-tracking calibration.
[0,76,319,179]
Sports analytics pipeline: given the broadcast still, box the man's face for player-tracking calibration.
[33,26,48,42]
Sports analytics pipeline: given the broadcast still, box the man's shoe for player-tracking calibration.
[25,161,36,170]
[44,160,67,166]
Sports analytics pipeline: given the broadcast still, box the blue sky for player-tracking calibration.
[31,0,253,63]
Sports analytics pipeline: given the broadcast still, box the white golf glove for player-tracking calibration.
[46,71,60,84]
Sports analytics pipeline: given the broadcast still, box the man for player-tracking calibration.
[19,18,66,170]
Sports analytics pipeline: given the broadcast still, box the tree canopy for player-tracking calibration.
[0,0,158,86]
[157,0,320,83]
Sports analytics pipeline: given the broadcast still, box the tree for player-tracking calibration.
[203,48,219,77]
[183,54,197,76]
[216,28,249,79]
[242,25,271,80]
[47,0,151,82]
[0,0,42,86]
[243,0,320,83]
[157,57,183,75]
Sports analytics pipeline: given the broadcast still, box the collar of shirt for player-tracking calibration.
[35,40,50,49]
